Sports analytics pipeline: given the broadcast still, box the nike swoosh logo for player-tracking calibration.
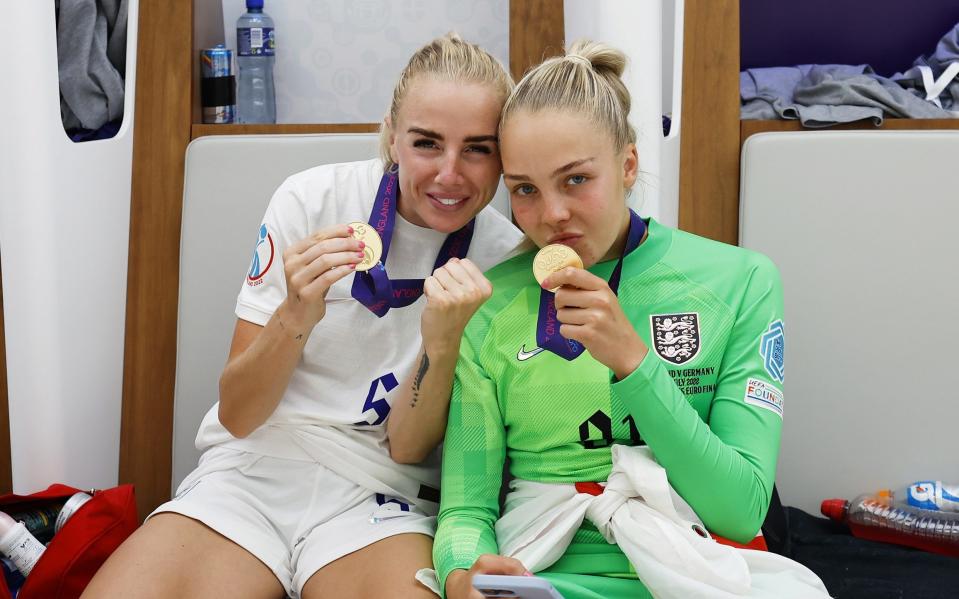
[517,344,546,361]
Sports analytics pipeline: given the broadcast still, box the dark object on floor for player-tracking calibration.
[778,506,959,599]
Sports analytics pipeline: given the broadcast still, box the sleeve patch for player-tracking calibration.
[744,377,783,418]
[246,223,275,287]
[759,319,785,382]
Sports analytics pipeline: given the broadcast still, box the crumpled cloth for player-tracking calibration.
[418,445,833,599]
[741,64,953,127]
[57,0,128,131]
[892,22,959,113]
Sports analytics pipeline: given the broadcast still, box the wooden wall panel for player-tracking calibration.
[509,0,565,81]
[192,123,379,138]
[741,118,959,149]
[120,0,194,520]
[678,0,740,245]
[0,261,11,494]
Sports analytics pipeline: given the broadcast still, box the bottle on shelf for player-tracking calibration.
[0,512,46,578]
[822,483,959,558]
[236,0,276,124]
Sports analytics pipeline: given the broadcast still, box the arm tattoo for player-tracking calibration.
[276,312,304,340]
[410,352,430,408]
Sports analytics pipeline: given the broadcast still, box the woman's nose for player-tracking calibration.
[435,152,464,186]
[542,194,571,225]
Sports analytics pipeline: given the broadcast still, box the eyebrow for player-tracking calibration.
[407,127,498,144]
[504,157,595,181]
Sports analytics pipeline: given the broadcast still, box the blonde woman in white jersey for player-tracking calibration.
[83,34,525,599]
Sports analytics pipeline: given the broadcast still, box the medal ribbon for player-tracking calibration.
[351,172,475,317]
[536,209,646,360]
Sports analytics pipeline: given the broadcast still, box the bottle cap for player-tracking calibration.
[820,498,848,521]
[246,0,264,9]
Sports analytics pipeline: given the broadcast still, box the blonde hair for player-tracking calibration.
[501,39,636,151]
[379,33,514,171]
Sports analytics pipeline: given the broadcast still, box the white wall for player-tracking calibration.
[0,2,139,492]
[221,0,510,123]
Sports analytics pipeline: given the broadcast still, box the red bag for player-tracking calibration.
[0,484,137,599]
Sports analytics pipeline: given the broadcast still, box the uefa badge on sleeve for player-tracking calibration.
[760,320,785,382]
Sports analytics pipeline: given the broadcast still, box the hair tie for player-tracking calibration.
[565,54,592,68]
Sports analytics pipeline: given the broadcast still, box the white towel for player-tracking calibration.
[493,445,832,599]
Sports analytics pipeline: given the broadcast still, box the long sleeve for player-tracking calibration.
[617,257,784,542]
[432,331,506,596]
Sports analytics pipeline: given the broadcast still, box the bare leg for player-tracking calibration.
[81,513,286,599]
[300,533,435,599]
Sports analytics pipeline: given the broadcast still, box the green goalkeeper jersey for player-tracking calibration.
[433,218,786,592]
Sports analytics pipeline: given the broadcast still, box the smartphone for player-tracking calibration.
[472,574,565,599]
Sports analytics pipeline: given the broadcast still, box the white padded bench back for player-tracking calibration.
[174,134,512,490]
[739,131,959,515]
[174,134,380,489]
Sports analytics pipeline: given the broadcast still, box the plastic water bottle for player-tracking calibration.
[822,488,959,558]
[236,0,276,124]
[0,512,45,577]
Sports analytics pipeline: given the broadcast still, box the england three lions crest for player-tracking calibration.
[651,313,700,364]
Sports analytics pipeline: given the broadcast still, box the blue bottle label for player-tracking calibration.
[238,27,275,56]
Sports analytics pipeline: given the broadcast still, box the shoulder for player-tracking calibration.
[664,223,780,282]
[469,207,530,270]
[282,158,384,199]
[476,250,537,317]
[266,158,382,226]
[463,249,537,350]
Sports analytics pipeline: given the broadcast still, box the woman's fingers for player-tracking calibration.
[297,235,363,266]
[286,223,354,255]
[296,264,356,303]
[541,266,604,292]
[471,554,529,576]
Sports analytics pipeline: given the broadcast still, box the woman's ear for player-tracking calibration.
[385,115,398,164]
[622,143,639,188]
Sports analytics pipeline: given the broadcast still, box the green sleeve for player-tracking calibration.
[433,330,505,596]
[615,258,784,542]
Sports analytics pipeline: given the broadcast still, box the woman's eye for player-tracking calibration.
[413,139,438,149]
[466,145,493,155]
[513,184,536,196]
[567,174,587,185]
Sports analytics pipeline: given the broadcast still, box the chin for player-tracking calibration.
[423,212,473,234]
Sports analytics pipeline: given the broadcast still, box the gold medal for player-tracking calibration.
[347,222,383,272]
[533,244,583,291]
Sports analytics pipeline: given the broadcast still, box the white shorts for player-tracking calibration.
[151,447,436,597]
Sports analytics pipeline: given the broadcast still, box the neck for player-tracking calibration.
[599,208,632,263]
[395,188,429,228]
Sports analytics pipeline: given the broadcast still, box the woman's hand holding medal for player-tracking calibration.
[279,224,370,332]
[421,257,493,355]
[537,245,648,380]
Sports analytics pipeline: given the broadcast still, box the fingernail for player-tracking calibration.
[348,226,354,234]
[357,252,365,258]
[523,571,534,577]
[358,241,365,249]
[351,264,357,270]
[542,279,551,289]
